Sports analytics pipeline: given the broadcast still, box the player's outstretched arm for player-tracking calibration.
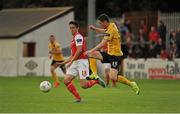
[89,25,106,33]
[58,46,83,68]
[57,55,73,66]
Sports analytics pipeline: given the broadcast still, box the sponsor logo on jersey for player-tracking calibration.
[76,39,82,43]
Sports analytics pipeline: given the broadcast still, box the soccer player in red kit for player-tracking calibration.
[58,21,106,102]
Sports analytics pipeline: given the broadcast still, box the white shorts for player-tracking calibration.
[66,59,89,79]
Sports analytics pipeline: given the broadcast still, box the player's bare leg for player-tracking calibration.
[50,63,60,88]
[105,68,116,87]
[109,68,118,84]
[64,75,81,102]
[105,68,110,86]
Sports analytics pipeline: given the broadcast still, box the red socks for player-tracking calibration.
[86,80,99,88]
[66,80,99,100]
[66,82,81,100]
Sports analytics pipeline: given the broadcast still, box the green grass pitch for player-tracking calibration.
[0,76,180,113]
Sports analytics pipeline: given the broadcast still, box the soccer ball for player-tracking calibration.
[40,81,52,92]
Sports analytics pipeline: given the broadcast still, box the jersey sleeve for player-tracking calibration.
[74,34,83,46]
[48,44,52,51]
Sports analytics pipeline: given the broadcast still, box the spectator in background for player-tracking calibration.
[147,42,156,58]
[116,13,125,32]
[119,13,129,37]
[169,43,178,60]
[158,20,167,48]
[133,44,143,58]
[175,28,180,58]
[169,31,176,46]
[138,28,148,41]
[154,38,164,57]
[149,26,160,43]
[140,20,148,35]
[125,30,136,42]
[169,29,174,39]
[120,13,125,25]
[137,28,148,58]
[160,48,169,59]
[125,19,132,33]
[125,37,134,58]
[168,30,178,60]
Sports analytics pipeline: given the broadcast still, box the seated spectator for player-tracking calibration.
[125,37,135,58]
[169,31,176,46]
[175,28,180,58]
[125,31,136,42]
[137,28,149,58]
[160,48,169,59]
[140,20,148,35]
[147,42,156,58]
[133,44,143,58]
[138,28,148,42]
[154,38,164,57]
[149,26,160,43]
[169,43,177,60]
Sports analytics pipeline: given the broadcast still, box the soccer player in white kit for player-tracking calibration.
[58,21,106,102]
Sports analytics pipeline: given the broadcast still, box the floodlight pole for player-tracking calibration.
[87,0,96,49]
[0,0,3,10]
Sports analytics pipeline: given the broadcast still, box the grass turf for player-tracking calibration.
[0,76,180,113]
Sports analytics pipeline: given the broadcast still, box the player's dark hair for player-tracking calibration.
[97,14,109,22]
[69,21,79,28]
[50,35,54,37]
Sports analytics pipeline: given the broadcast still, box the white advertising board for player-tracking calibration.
[123,59,180,79]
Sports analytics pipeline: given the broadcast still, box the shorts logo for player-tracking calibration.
[82,70,87,76]
[112,61,118,67]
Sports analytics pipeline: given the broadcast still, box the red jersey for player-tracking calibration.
[70,32,87,60]
[149,31,159,43]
